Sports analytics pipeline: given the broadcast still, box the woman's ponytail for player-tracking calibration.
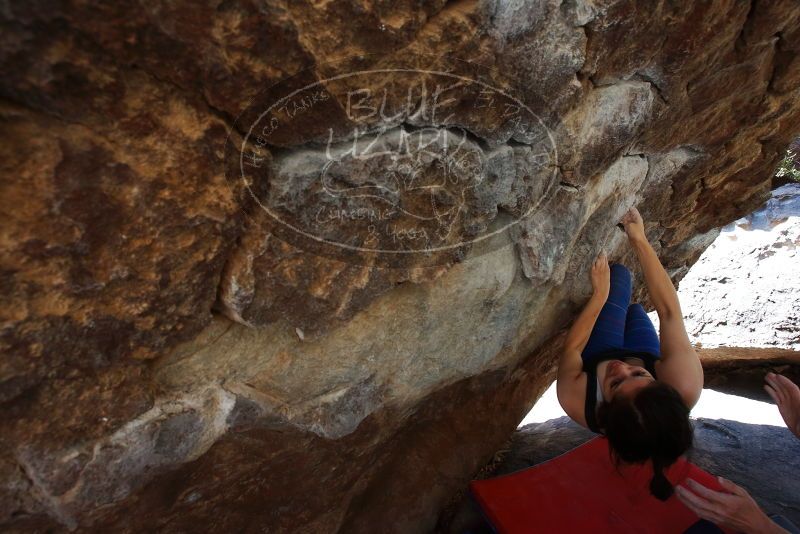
[649,458,674,501]
[599,381,693,501]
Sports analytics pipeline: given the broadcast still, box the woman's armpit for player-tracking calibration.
[556,373,589,427]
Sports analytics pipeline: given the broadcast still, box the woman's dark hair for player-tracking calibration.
[596,380,693,501]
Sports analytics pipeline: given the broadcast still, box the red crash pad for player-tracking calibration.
[469,437,732,534]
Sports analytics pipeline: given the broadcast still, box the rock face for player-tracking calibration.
[2,1,800,532]
[447,417,800,533]
[699,346,800,402]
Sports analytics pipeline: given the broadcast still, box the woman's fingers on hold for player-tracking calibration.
[626,208,636,222]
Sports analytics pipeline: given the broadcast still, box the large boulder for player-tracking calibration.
[2,0,800,531]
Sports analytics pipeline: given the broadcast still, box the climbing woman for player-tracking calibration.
[556,206,704,501]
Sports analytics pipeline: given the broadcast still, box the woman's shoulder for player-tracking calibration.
[653,350,703,409]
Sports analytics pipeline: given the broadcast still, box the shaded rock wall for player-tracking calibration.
[2,0,800,531]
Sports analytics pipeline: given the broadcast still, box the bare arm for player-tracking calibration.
[557,290,605,390]
[557,254,609,427]
[622,208,703,407]
[563,291,607,355]
[628,233,681,319]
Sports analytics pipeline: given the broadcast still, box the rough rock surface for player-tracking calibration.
[2,0,800,532]
[446,417,800,533]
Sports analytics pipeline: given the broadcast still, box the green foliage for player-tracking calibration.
[776,149,800,182]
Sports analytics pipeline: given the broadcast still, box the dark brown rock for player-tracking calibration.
[2,0,800,531]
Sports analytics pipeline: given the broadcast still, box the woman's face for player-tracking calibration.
[603,359,655,401]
